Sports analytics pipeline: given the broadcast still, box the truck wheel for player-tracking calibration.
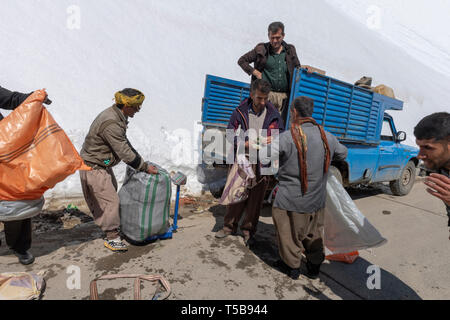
[389,161,416,196]
[329,165,343,185]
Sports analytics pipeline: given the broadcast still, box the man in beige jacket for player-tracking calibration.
[80,88,157,252]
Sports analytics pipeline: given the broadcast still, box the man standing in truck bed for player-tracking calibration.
[80,88,158,252]
[238,21,301,113]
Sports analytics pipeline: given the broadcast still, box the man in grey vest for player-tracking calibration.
[268,96,347,279]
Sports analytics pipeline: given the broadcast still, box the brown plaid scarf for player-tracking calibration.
[290,117,331,195]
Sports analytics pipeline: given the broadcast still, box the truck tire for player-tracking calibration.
[389,161,416,196]
[329,165,343,185]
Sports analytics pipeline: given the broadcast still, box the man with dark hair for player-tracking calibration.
[80,88,158,252]
[215,79,284,245]
[292,96,314,117]
[0,86,51,265]
[238,21,301,113]
[414,112,450,239]
[269,96,347,279]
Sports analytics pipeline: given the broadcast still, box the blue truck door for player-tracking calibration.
[373,117,403,182]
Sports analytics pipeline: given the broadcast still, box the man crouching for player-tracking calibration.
[80,88,158,252]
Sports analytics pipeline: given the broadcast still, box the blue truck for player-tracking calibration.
[200,68,419,197]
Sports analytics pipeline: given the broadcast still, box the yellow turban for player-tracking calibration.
[114,90,145,109]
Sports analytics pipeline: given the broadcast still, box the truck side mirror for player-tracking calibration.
[396,131,406,142]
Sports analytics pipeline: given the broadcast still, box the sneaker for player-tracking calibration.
[215,229,232,239]
[104,238,128,252]
[273,259,300,280]
[13,250,35,265]
[305,261,321,279]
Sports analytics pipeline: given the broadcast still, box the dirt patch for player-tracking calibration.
[95,243,157,273]
[32,208,93,234]
[257,284,270,296]
[42,263,65,280]
[197,249,230,270]
[236,250,258,270]
[173,194,219,219]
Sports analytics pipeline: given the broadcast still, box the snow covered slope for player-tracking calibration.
[1,0,449,198]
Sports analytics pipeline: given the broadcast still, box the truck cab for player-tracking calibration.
[334,113,419,195]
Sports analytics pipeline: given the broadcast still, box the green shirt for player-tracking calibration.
[262,48,289,92]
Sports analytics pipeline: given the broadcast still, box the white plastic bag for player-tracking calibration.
[324,175,387,254]
[0,197,44,222]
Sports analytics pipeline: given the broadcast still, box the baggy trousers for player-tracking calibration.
[4,218,32,253]
[272,207,325,269]
[80,167,120,240]
[268,92,288,113]
[223,177,268,236]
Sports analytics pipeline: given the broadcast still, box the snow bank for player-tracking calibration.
[2,0,448,200]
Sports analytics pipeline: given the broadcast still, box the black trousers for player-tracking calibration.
[3,218,32,253]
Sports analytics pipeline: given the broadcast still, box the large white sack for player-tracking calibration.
[0,197,44,222]
[324,175,387,254]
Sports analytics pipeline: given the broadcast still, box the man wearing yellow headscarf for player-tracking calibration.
[79,88,157,252]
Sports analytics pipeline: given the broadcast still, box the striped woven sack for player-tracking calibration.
[119,163,171,242]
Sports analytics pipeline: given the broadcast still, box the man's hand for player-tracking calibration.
[38,88,52,105]
[147,165,158,175]
[424,173,450,206]
[305,66,314,74]
[264,136,273,145]
[252,70,262,79]
[43,95,52,105]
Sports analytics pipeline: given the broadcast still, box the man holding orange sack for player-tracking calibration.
[80,88,158,252]
[0,85,50,265]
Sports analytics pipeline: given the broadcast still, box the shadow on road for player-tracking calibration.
[0,209,103,259]
[209,203,422,300]
[345,183,392,200]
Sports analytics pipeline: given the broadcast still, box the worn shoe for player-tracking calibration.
[305,261,321,279]
[273,259,300,280]
[13,250,35,265]
[243,232,255,247]
[104,238,128,252]
[215,229,232,239]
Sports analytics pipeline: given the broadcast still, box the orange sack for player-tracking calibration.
[0,89,91,200]
[326,251,359,264]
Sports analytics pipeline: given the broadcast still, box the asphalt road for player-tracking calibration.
[0,179,448,300]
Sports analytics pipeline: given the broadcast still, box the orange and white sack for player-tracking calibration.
[0,90,90,200]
